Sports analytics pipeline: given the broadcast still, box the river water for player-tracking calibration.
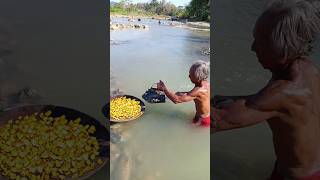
[0,0,108,179]
[110,18,210,180]
[212,0,320,179]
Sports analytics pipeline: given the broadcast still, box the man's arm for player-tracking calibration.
[211,79,288,133]
[164,87,198,104]
[213,78,276,108]
[156,80,198,104]
[212,95,255,108]
[211,99,278,133]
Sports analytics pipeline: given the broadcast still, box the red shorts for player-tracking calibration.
[269,162,320,180]
[192,116,210,127]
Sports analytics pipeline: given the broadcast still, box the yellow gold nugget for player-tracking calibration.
[0,111,103,179]
[110,97,142,120]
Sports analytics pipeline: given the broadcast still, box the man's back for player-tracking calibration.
[194,81,210,117]
[264,59,320,178]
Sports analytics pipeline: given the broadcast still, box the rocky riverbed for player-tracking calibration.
[201,47,211,56]
[110,15,210,32]
[110,22,149,31]
[110,123,161,180]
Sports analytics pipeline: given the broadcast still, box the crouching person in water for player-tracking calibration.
[212,1,320,179]
[156,60,210,127]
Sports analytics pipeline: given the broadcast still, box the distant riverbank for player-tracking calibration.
[110,13,170,20]
[110,14,210,31]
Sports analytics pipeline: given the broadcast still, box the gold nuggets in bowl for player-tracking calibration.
[0,111,104,180]
[110,96,143,120]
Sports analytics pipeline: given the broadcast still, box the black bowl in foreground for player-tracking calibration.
[0,104,109,180]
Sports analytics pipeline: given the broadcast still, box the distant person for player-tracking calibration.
[156,60,210,127]
[158,20,161,25]
[212,0,320,179]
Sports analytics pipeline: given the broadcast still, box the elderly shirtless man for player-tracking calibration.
[157,60,210,127]
[212,0,320,179]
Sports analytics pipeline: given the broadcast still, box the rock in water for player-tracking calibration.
[110,130,122,144]
[111,88,124,97]
[112,153,131,180]
[18,87,42,103]
[201,47,210,56]
[110,143,121,173]
[110,23,149,31]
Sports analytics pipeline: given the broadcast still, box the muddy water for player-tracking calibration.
[110,18,210,180]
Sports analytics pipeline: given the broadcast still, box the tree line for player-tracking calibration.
[111,0,210,22]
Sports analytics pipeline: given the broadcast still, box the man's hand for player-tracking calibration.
[157,80,167,91]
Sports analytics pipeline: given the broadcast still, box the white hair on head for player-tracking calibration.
[261,0,320,60]
[190,60,210,82]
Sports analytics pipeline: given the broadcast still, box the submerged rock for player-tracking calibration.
[0,85,44,111]
[18,87,43,103]
[110,143,121,172]
[111,88,125,98]
[110,123,132,143]
[201,47,210,56]
[110,130,123,144]
[112,152,131,180]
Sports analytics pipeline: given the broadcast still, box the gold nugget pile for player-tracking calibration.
[110,96,142,120]
[0,111,104,180]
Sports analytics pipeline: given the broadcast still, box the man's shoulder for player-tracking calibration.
[248,80,290,111]
[264,79,289,95]
[187,86,207,97]
[189,87,201,94]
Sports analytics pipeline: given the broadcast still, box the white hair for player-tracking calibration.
[190,60,210,81]
[259,0,320,60]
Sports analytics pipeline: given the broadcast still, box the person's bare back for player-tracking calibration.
[263,59,320,177]
[194,80,210,117]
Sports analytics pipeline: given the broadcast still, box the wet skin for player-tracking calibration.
[212,13,320,178]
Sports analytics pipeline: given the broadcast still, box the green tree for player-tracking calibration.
[185,0,210,21]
